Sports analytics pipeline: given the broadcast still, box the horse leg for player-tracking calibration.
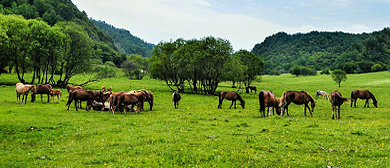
[365,99,369,108]
[47,94,50,103]
[218,97,223,109]
[229,100,234,109]
[337,105,341,119]
[57,95,60,104]
[286,106,289,117]
[354,99,357,108]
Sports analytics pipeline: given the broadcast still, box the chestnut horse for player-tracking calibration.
[172,91,181,109]
[279,90,315,117]
[66,85,83,108]
[218,91,245,109]
[112,93,140,114]
[15,83,36,105]
[330,91,348,119]
[50,89,62,104]
[31,84,52,103]
[141,90,154,111]
[66,90,103,111]
[259,90,280,117]
[350,90,377,108]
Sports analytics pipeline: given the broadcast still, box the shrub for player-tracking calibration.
[371,64,383,72]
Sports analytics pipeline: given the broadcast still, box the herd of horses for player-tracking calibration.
[218,89,377,120]
[15,83,377,119]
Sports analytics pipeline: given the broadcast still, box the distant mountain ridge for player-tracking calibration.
[92,19,154,57]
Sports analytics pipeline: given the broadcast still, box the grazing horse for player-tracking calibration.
[141,90,154,111]
[31,84,52,103]
[112,93,140,114]
[15,83,36,105]
[172,91,181,109]
[246,86,257,95]
[315,90,329,100]
[350,90,378,108]
[66,90,103,111]
[218,91,245,109]
[50,89,62,104]
[130,90,147,112]
[258,90,281,117]
[330,91,348,119]
[279,90,315,117]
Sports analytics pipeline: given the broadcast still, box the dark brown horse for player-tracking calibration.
[172,91,181,109]
[350,90,377,108]
[15,83,36,105]
[218,91,245,109]
[259,90,281,117]
[66,85,83,108]
[330,91,348,119]
[246,86,257,95]
[279,90,315,117]
[31,84,52,103]
[66,90,103,111]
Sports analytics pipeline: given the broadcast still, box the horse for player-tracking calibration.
[172,91,181,109]
[112,93,140,114]
[218,91,245,109]
[350,90,378,108]
[141,90,154,111]
[246,86,257,95]
[66,85,83,108]
[31,84,52,103]
[66,90,103,111]
[50,89,62,104]
[92,91,112,111]
[330,91,348,119]
[15,83,36,105]
[129,90,147,112]
[315,90,329,100]
[258,90,281,117]
[108,91,126,112]
[279,90,315,117]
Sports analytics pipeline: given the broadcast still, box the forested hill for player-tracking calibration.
[252,29,390,74]
[0,0,128,65]
[92,19,154,57]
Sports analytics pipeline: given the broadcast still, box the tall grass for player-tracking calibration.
[1,71,389,167]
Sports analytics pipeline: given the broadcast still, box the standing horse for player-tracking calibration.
[112,93,140,114]
[246,86,257,95]
[141,90,154,111]
[218,91,245,109]
[66,90,103,111]
[50,89,62,104]
[350,90,378,108]
[279,90,315,117]
[66,85,83,108]
[15,83,36,105]
[259,90,280,117]
[315,90,329,100]
[330,91,348,119]
[31,84,52,103]
[172,91,181,109]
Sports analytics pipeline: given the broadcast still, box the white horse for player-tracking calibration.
[315,90,329,100]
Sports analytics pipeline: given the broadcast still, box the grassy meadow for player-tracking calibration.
[1,71,390,167]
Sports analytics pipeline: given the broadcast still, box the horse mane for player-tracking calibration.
[301,90,315,102]
[236,92,245,104]
[279,91,287,107]
[366,90,377,102]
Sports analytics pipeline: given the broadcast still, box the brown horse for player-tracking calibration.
[15,83,36,105]
[141,90,154,111]
[330,91,348,119]
[259,90,281,117]
[50,89,62,104]
[218,91,245,109]
[66,90,103,111]
[279,90,315,117]
[31,84,52,103]
[108,91,126,112]
[66,85,83,108]
[350,90,377,108]
[246,86,257,95]
[172,91,181,109]
[112,93,140,114]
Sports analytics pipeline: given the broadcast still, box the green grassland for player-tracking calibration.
[1,72,390,167]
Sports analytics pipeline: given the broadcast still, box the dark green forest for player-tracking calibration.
[252,29,390,74]
[92,19,154,57]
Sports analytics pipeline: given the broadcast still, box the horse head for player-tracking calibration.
[240,101,245,109]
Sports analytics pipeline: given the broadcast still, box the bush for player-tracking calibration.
[371,64,383,72]
[320,68,330,75]
[95,61,117,78]
[290,65,317,76]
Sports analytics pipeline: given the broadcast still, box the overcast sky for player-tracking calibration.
[72,0,390,51]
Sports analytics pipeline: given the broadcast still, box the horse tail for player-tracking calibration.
[279,91,287,107]
[259,91,265,111]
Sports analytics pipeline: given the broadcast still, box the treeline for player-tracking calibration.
[150,37,264,94]
[252,29,390,75]
[92,19,154,58]
[0,14,92,87]
[0,0,127,66]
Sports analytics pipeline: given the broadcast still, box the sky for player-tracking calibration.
[71,0,390,51]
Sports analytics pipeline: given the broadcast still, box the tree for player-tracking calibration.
[233,49,264,87]
[121,60,139,79]
[331,69,347,87]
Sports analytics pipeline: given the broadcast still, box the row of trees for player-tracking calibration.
[150,37,264,94]
[0,14,93,87]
